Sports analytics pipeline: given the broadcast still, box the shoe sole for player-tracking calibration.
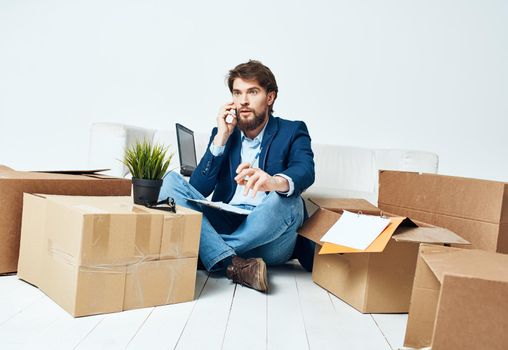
[256,258,268,292]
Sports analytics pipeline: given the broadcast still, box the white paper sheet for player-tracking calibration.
[320,210,390,250]
[184,198,252,215]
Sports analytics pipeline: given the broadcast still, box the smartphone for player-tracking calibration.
[225,108,236,124]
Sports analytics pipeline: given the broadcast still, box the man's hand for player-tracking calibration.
[234,162,289,197]
[214,102,237,146]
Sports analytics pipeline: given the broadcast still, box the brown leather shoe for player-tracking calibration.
[226,256,268,292]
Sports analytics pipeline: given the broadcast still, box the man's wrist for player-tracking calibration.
[273,175,289,192]
[274,173,294,196]
[213,133,229,146]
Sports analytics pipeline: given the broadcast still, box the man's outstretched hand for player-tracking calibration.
[234,162,289,197]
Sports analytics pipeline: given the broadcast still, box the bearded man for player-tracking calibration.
[159,60,315,292]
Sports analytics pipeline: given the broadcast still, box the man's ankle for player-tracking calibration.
[207,255,234,272]
[226,256,268,292]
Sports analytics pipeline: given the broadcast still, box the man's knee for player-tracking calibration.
[261,192,304,225]
[163,170,184,184]
[160,171,187,199]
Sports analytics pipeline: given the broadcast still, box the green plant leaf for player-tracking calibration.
[120,139,174,180]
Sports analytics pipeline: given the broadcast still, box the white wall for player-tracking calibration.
[1,0,507,181]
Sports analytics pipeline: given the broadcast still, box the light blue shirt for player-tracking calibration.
[209,125,294,206]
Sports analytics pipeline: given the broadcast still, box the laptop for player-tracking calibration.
[175,123,197,176]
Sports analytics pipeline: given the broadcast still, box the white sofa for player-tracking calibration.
[88,122,439,205]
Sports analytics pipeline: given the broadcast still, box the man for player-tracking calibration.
[160,60,315,292]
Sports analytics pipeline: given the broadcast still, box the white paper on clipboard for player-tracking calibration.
[320,210,391,250]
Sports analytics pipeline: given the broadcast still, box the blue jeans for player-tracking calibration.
[159,172,304,271]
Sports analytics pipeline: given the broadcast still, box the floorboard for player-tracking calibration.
[222,278,267,350]
[126,270,209,350]
[0,292,69,348]
[295,267,391,350]
[22,312,104,350]
[329,294,392,350]
[0,277,44,326]
[74,308,153,350]
[266,264,309,350]
[173,273,236,350]
[371,313,408,350]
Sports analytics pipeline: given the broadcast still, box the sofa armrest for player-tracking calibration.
[374,149,439,174]
[87,122,156,177]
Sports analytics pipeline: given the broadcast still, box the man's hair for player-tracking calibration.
[227,60,278,114]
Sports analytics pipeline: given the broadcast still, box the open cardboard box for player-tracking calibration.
[378,170,508,253]
[18,194,202,317]
[405,244,508,350]
[0,167,131,274]
[298,198,468,313]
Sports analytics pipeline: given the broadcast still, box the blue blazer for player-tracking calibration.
[190,115,315,202]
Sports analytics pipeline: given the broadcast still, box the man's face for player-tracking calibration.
[232,78,274,132]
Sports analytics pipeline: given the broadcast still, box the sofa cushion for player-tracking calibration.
[310,143,376,193]
[88,123,155,177]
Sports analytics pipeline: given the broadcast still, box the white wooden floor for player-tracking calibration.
[0,261,409,350]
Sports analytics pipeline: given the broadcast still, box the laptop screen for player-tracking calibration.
[175,123,197,176]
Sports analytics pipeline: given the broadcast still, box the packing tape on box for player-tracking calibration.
[47,239,154,272]
[133,211,197,261]
[133,206,198,259]
[135,205,202,259]
[162,215,186,258]
[125,260,180,307]
[47,219,196,270]
[44,204,199,293]
[47,240,79,267]
[84,210,195,265]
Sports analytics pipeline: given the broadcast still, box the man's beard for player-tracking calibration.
[236,109,268,132]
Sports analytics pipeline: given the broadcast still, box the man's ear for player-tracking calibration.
[267,91,275,105]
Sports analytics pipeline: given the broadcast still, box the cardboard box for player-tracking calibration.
[378,170,508,253]
[305,197,382,217]
[298,198,468,313]
[17,194,202,317]
[404,244,508,350]
[0,168,131,274]
[0,164,14,171]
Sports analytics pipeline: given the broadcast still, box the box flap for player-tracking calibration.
[40,195,136,214]
[421,246,508,284]
[300,202,470,254]
[318,216,407,254]
[308,197,381,215]
[0,164,14,171]
[83,173,121,179]
[17,193,48,286]
[0,170,109,181]
[393,226,470,245]
[298,208,339,244]
[33,168,110,174]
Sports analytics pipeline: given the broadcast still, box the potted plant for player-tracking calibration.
[122,139,174,205]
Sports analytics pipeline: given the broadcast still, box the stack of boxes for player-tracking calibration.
[0,167,202,317]
[0,168,132,274]
[17,195,202,317]
[299,170,508,350]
